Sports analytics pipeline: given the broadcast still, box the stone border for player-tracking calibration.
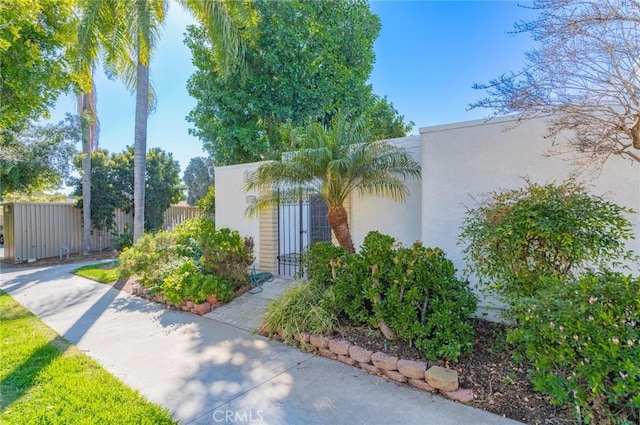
[263,329,475,403]
[129,282,248,316]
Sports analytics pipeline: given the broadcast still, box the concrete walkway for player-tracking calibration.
[0,262,522,425]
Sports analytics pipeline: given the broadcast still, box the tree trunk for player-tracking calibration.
[371,264,396,341]
[133,60,149,242]
[79,92,92,255]
[81,132,92,255]
[327,204,354,252]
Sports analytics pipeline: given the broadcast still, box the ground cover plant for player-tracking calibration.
[460,179,639,424]
[118,217,253,304]
[0,291,176,425]
[72,261,119,283]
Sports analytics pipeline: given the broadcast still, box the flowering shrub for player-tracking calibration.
[508,270,640,424]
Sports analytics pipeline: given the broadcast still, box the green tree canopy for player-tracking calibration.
[71,149,124,231]
[185,0,411,166]
[1,115,79,199]
[0,0,78,132]
[72,146,182,232]
[183,156,215,205]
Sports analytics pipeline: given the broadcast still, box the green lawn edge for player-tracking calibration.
[72,262,119,284]
[0,290,176,425]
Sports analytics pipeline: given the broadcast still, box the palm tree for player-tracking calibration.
[106,0,249,242]
[74,0,126,254]
[244,111,422,253]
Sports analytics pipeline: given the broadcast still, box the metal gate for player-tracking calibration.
[277,197,332,277]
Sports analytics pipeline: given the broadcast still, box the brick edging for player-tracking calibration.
[263,328,475,403]
[129,282,248,315]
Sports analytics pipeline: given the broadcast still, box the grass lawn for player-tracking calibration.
[72,261,119,284]
[0,291,176,425]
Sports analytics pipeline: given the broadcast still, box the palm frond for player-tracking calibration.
[178,0,250,76]
[245,109,421,217]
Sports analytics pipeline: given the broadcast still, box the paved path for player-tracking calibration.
[205,277,297,332]
[0,262,522,425]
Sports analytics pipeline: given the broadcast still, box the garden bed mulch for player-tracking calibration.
[338,319,577,425]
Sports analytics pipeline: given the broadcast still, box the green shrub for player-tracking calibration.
[263,282,339,344]
[200,228,254,290]
[173,217,215,263]
[459,180,637,301]
[118,231,177,285]
[329,251,370,324]
[304,231,477,362]
[112,223,133,251]
[508,270,640,424]
[118,223,249,304]
[302,242,349,287]
[158,259,233,304]
[359,232,477,361]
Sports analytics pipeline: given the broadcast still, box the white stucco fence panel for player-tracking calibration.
[420,116,640,316]
[214,161,264,268]
[350,135,422,250]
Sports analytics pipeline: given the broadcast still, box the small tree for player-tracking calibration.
[459,180,637,301]
[244,111,421,252]
[471,0,640,166]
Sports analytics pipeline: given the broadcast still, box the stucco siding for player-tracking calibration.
[420,116,640,315]
[350,135,422,249]
[214,161,264,269]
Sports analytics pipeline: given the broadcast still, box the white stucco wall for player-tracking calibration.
[350,135,422,249]
[420,116,640,316]
[214,161,265,267]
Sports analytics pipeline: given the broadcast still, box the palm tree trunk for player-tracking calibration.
[327,204,354,252]
[81,134,92,254]
[78,92,93,255]
[133,59,149,242]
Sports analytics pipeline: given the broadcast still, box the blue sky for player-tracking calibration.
[51,0,536,175]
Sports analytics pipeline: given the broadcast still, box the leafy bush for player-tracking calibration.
[173,217,215,263]
[359,232,477,361]
[459,180,637,301]
[302,242,349,287]
[508,270,640,424]
[118,231,177,285]
[199,228,254,291]
[263,282,339,344]
[196,185,215,216]
[112,223,133,251]
[304,231,477,361]
[118,223,251,304]
[160,259,233,304]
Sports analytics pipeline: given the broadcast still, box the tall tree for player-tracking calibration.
[0,0,77,133]
[183,156,215,206]
[245,111,421,253]
[73,0,127,255]
[185,0,411,166]
[106,0,249,242]
[71,149,124,231]
[471,0,640,166]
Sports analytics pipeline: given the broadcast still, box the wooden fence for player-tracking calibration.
[1,203,203,263]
